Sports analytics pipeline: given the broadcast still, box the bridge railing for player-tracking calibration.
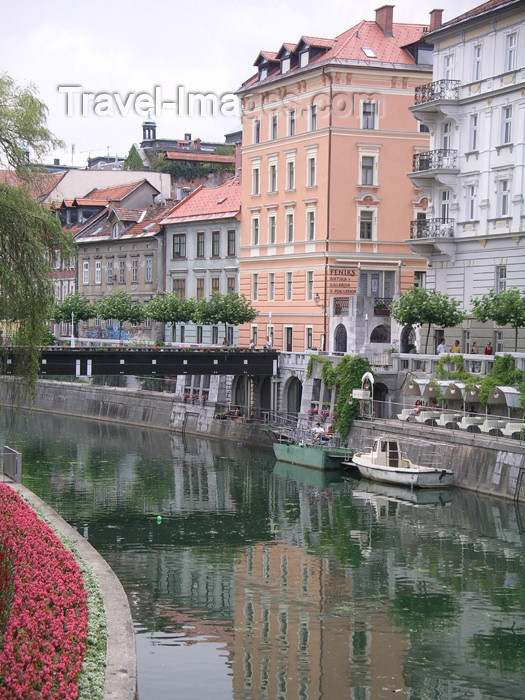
[2,446,22,482]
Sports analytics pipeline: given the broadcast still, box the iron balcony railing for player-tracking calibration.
[412,149,457,172]
[410,218,455,239]
[373,297,393,316]
[414,79,461,105]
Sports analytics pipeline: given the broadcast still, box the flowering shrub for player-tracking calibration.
[0,485,88,699]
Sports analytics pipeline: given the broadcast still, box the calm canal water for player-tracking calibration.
[1,410,524,700]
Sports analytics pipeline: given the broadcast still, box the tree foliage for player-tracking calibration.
[93,291,144,339]
[471,287,525,352]
[122,144,144,171]
[146,293,197,325]
[53,292,95,337]
[196,292,258,333]
[390,286,465,353]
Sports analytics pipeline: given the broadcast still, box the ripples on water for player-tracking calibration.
[1,410,524,700]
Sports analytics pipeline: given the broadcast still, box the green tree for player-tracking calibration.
[197,292,258,340]
[53,292,95,338]
[146,293,197,339]
[390,286,465,353]
[94,291,144,340]
[122,144,144,171]
[0,74,73,385]
[471,287,525,352]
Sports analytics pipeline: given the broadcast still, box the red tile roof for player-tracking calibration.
[0,170,65,198]
[74,203,172,242]
[163,151,235,164]
[83,180,151,202]
[162,178,240,224]
[429,0,518,33]
[301,36,336,49]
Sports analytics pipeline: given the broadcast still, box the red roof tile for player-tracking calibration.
[83,180,150,202]
[163,152,235,164]
[0,170,65,198]
[162,178,240,224]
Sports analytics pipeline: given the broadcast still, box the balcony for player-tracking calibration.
[373,297,392,317]
[408,218,456,259]
[414,80,460,105]
[408,149,458,189]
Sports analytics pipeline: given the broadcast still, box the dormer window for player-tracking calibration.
[299,51,309,67]
[111,222,119,239]
[281,56,291,73]
[259,65,268,80]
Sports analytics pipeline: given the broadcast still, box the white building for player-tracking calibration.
[408,0,525,352]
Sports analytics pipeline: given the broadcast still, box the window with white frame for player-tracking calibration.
[472,44,482,81]
[54,282,60,300]
[441,190,450,220]
[286,272,293,300]
[268,272,275,301]
[501,105,512,144]
[359,209,374,240]
[95,260,101,284]
[107,260,114,284]
[444,54,454,80]
[414,271,426,288]
[495,330,504,353]
[287,109,296,136]
[281,56,291,74]
[306,271,314,300]
[361,101,377,129]
[252,166,260,195]
[497,179,510,217]
[286,159,295,190]
[268,162,277,192]
[285,211,294,243]
[466,184,476,220]
[119,260,126,283]
[305,326,313,350]
[145,258,152,283]
[309,103,317,131]
[442,121,452,150]
[82,261,89,285]
[268,213,276,244]
[69,280,75,294]
[360,156,375,186]
[496,265,506,292]
[54,251,61,269]
[270,113,278,140]
[132,259,138,283]
[506,33,517,72]
[252,216,260,245]
[307,155,316,187]
[253,118,261,144]
[299,50,309,67]
[306,209,316,241]
[470,113,479,151]
[252,273,259,300]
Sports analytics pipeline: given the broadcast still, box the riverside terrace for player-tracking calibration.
[0,347,279,377]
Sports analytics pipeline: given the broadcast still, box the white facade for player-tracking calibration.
[409,0,525,351]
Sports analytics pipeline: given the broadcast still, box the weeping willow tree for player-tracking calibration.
[0,73,74,390]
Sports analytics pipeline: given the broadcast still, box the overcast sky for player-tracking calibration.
[2,0,476,167]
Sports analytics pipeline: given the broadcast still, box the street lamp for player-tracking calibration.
[314,293,321,306]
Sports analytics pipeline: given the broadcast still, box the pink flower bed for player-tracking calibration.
[0,484,88,699]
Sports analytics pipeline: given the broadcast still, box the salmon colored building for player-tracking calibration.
[237,5,440,353]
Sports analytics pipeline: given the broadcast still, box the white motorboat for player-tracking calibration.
[343,437,453,489]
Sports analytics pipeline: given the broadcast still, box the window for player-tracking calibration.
[285,212,294,242]
[466,185,476,220]
[54,251,61,269]
[107,260,114,284]
[306,326,313,349]
[173,234,186,258]
[196,326,203,344]
[269,163,277,192]
[252,273,259,301]
[287,109,296,136]
[180,325,185,343]
[442,121,452,150]
[268,214,276,244]
[307,156,316,187]
[472,44,482,81]
[212,326,218,344]
[359,269,395,298]
[470,113,479,151]
[196,277,204,301]
[502,106,512,145]
[270,113,278,140]
[259,65,268,80]
[286,160,295,190]
[498,179,510,217]
[359,210,374,239]
[306,271,314,301]
[506,33,517,72]
[286,272,293,300]
[95,260,101,284]
[419,122,430,133]
[414,271,426,288]
[197,231,205,258]
[132,259,138,283]
[361,156,374,186]
[82,261,89,285]
[212,230,220,257]
[299,50,309,67]
[362,101,376,129]
[496,265,506,292]
[227,276,235,293]
[268,272,275,301]
[145,258,152,283]
[495,330,503,353]
[173,278,185,298]
[111,223,119,239]
[281,56,291,73]
[253,119,261,144]
[211,277,220,293]
[227,230,235,256]
[306,209,316,241]
[309,103,317,131]
[252,216,260,245]
[444,54,454,80]
[119,260,126,283]
[441,190,450,220]
[252,166,260,195]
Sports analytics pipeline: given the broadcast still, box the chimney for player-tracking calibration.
[429,9,443,32]
[375,5,394,37]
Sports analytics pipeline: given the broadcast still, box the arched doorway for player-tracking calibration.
[233,376,248,413]
[334,324,347,353]
[373,381,389,418]
[260,376,272,411]
[400,325,416,353]
[370,324,390,343]
[286,377,302,416]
